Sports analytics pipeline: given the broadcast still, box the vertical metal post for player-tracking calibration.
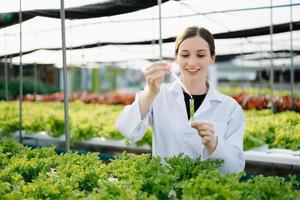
[85,67,88,91]
[19,0,23,142]
[258,45,263,91]
[33,30,37,100]
[4,32,8,101]
[60,0,70,152]
[270,0,275,113]
[240,38,244,89]
[157,0,163,60]
[4,55,8,101]
[34,63,37,99]
[290,0,294,96]
[9,56,12,69]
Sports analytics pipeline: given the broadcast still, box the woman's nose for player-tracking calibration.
[187,56,198,67]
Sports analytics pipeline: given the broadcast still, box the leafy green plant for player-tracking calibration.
[0,139,299,199]
[1,102,300,150]
[0,78,59,100]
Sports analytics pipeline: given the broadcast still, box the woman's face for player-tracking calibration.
[176,36,215,81]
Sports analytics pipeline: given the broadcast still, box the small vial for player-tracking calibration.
[189,98,195,122]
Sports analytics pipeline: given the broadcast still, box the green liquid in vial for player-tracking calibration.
[189,98,195,121]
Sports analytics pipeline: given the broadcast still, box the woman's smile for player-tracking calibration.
[185,67,201,75]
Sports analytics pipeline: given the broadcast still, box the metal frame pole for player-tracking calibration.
[270,0,275,113]
[60,0,70,152]
[3,32,8,101]
[258,45,263,91]
[4,56,8,101]
[19,0,23,142]
[240,38,244,89]
[158,0,163,60]
[290,0,294,96]
[34,63,37,99]
[33,30,37,100]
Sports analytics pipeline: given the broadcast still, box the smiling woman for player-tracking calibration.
[115,26,245,174]
[175,27,215,93]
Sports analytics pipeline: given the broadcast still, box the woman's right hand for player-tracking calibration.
[144,61,171,96]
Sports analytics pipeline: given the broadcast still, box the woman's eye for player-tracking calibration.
[197,55,205,57]
[181,54,189,57]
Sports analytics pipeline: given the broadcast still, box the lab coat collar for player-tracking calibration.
[167,79,224,117]
[167,79,224,102]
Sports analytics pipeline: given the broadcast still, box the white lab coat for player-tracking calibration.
[115,80,245,174]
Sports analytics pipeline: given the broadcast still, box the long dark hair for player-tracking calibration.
[175,26,215,57]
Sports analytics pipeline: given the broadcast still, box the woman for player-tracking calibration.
[115,26,245,174]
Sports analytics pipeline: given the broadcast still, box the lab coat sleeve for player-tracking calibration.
[204,105,245,174]
[115,90,153,143]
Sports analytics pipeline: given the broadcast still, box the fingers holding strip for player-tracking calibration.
[144,62,171,76]
[191,121,214,135]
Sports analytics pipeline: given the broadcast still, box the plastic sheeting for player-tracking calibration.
[1,21,299,60]
[0,0,299,64]
[10,30,300,67]
[0,0,169,28]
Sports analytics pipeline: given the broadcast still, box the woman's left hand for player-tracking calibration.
[191,121,218,155]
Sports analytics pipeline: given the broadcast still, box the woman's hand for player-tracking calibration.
[144,62,171,96]
[191,121,218,155]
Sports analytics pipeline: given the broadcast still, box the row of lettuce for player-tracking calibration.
[0,138,299,199]
[221,87,300,112]
[0,102,300,151]
[218,87,300,97]
[11,86,300,112]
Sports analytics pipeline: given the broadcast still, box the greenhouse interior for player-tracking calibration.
[0,0,300,199]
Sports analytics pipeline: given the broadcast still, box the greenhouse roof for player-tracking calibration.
[0,0,299,66]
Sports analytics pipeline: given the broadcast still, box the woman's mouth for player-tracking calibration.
[186,68,200,73]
